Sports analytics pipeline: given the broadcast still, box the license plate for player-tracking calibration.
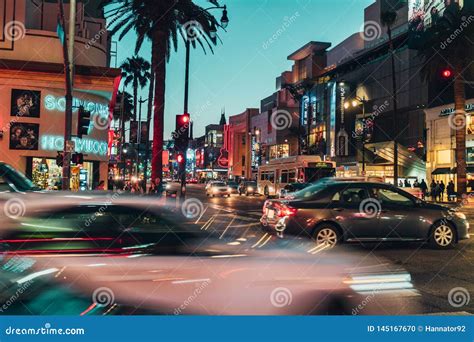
[267,209,275,219]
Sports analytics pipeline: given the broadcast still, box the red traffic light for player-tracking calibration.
[441,69,452,78]
[177,154,184,163]
[182,115,189,123]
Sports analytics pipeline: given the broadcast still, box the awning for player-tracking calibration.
[364,141,426,173]
[431,167,453,175]
[451,166,474,174]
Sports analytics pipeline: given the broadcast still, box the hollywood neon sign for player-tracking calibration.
[44,95,109,118]
[41,135,108,156]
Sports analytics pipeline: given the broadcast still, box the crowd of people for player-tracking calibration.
[103,177,165,196]
[399,178,457,202]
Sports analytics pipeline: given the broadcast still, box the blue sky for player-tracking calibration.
[114,0,374,138]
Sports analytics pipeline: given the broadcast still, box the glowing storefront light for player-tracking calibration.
[41,135,108,156]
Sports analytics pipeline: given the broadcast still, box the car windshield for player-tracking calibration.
[246,182,257,186]
[228,182,237,186]
[213,182,226,187]
[291,179,333,199]
[0,163,38,191]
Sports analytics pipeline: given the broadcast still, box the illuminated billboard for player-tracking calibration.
[409,0,464,31]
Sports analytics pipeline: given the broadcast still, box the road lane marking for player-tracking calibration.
[219,215,236,239]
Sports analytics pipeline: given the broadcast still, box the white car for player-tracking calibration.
[206,181,230,197]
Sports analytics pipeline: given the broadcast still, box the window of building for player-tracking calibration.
[269,144,289,160]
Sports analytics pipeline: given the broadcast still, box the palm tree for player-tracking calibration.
[120,55,151,121]
[380,9,399,185]
[416,3,474,197]
[101,0,225,181]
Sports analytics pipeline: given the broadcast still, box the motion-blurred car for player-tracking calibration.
[261,180,470,249]
[206,181,230,197]
[0,162,41,194]
[226,181,239,194]
[0,240,420,315]
[238,181,258,196]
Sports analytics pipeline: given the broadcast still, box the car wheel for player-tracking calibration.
[429,222,456,249]
[313,224,340,248]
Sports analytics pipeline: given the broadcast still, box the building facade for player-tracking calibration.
[0,0,120,190]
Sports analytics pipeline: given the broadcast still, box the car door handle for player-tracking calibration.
[332,208,344,212]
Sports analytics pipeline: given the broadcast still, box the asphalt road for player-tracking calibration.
[169,183,474,315]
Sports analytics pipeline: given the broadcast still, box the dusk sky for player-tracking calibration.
[114,0,374,139]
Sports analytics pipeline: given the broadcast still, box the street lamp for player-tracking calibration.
[220,5,229,28]
[348,96,368,174]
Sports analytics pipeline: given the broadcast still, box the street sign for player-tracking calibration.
[65,140,75,153]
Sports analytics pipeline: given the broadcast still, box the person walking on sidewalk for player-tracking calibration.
[419,179,428,200]
[439,181,445,202]
[447,180,456,201]
[430,180,437,201]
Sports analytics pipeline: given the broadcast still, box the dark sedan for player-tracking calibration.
[261,181,470,249]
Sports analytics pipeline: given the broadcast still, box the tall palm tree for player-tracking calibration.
[380,9,399,185]
[101,0,224,181]
[417,3,474,197]
[120,55,151,121]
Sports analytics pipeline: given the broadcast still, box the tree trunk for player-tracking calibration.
[151,31,167,182]
[133,78,138,122]
[454,62,467,198]
[143,68,155,188]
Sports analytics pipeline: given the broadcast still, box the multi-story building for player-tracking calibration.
[0,0,120,190]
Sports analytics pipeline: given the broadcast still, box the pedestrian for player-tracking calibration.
[404,179,410,187]
[419,179,428,200]
[435,181,442,201]
[131,182,142,194]
[95,180,105,190]
[447,180,455,201]
[430,180,437,201]
[440,180,445,202]
[148,179,157,195]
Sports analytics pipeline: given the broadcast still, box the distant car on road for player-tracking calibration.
[239,181,258,196]
[206,181,230,197]
[261,180,470,249]
[226,181,239,194]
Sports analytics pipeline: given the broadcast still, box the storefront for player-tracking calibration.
[0,61,120,190]
[425,100,474,191]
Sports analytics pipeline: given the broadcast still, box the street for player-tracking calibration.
[169,183,474,315]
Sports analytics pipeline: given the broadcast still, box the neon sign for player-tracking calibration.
[41,135,108,156]
[44,95,108,117]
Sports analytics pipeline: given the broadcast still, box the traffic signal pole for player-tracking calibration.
[58,0,74,191]
[179,39,191,203]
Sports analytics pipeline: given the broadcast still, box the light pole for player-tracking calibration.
[179,4,229,201]
[136,96,147,179]
[347,96,368,175]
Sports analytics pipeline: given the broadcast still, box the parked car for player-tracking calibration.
[261,180,470,249]
[227,181,239,194]
[239,181,258,196]
[206,181,230,197]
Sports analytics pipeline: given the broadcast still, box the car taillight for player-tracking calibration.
[278,205,298,217]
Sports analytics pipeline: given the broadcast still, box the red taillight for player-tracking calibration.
[278,205,298,217]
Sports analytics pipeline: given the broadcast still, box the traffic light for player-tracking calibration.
[56,151,63,167]
[77,106,91,138]
[441,68,453,79]
[174,113,190,152]
[71,153,84,165]
[176,153,185,164]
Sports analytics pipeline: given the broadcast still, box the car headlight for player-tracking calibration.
[247,187,253,191]
[166,184,171,190]
[227,187,232,192]
[213,188,219,193]
[454,212,467,220]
